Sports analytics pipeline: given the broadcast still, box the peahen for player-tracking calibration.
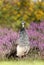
[16,22,30,57]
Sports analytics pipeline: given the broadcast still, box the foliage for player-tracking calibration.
[0,0,44,30]
[0,28,18,59]
[27,20,44,51]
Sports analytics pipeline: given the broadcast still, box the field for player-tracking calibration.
[0,59,44,65]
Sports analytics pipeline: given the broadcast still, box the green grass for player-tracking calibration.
[0,59,44,65]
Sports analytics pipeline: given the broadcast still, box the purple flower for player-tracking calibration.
[27,21,44,50]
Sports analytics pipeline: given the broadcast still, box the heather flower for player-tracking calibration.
[0,28,18,59]
[27,21,44,51]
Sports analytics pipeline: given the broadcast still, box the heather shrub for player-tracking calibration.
[0,28,18,59]
[27,21,44,51]
[25,21,44,59]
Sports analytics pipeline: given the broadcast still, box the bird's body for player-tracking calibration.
[17,45,30,57]
[17,29,30,46]
[16,22,30,57]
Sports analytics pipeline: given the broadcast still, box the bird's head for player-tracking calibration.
[21,22,25,28]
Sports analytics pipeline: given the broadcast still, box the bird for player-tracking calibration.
[16,22,30,58]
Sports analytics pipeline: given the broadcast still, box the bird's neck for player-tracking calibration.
[20,27,25,32]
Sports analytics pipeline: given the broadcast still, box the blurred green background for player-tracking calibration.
[0,0,44,31]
